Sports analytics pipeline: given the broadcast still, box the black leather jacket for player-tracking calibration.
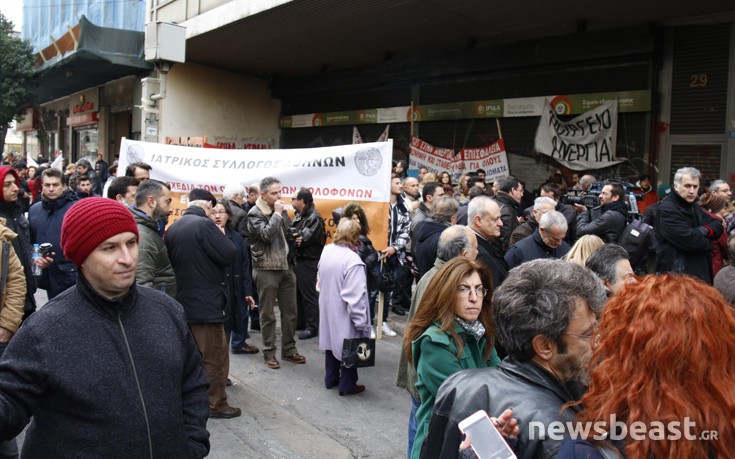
[422,358,584,459]
[575,201,627,243]
[291,206,326,260]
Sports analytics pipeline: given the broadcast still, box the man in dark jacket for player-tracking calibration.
[575,181,628,243]
[0,167,37,319]
[131,180,176,297]
[539,182,577,243]
[0,197,210,457]
[492,176,524,251]
[223,183,249,238]
[248,177,306,369]
[75,158,102,196]
[509,196,556,247]
[505,211,570,270]
[655,167,723,283]
[165,189,240,419]
[422,259,606,459]
[413,196,458,279]
[467,196,508,289]
[29,169,78,299]
[291,188,326,340]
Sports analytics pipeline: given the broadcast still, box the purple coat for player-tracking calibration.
[318,244,371,359]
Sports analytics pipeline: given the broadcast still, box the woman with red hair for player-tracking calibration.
[699,192,729,277]
[558,274,735,458]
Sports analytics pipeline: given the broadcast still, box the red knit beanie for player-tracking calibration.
[61,197,139,266]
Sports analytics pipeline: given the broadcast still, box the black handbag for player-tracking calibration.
[341,338,376,368]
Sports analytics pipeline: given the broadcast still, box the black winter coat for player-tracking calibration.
[165,206,236,323]
[291,206,326,260]
[475,232,508,289]
[575,201,627,243]
[0,201,37,317]
[422,358,584,459]
[414,219,450,279]
[28,192,78,299]
[0,276,210,457]
[504,229,571,270]
[223,227,253,334]
[492,191,520,251]
[655,191,723,283]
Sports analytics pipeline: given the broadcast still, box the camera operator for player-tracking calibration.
[574,181,628,243]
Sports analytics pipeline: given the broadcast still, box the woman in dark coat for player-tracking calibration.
[211,199,259,354]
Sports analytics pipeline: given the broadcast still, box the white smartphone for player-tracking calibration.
[457,410,517,459]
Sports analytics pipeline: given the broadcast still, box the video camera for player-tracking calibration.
[563,179,645,218]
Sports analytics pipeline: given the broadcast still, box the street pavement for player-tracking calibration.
[209,308,410,459]
[30,289,411,458]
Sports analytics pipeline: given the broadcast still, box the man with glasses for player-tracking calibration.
[504,211,570,270]
[422,259,606,459]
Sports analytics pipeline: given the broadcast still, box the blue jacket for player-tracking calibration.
[28,192,78,299]
[223,227,253,334]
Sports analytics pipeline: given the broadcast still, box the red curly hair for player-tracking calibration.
[576,274,735,458]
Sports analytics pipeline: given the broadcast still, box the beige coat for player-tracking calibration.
[0,219,27,333]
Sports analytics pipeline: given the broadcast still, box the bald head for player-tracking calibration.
[468,196,503,240]
[437,225,477,261]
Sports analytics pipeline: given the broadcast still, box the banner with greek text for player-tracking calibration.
[534,100,625,171]
[407,136,456,178]
[457,140,510,183]
[119,139,393,248]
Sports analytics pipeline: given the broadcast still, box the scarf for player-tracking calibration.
[454,317,485,339]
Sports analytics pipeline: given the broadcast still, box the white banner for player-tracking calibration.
[458,140,510,183]
[119,139,393,247]
[407,136,456,177]
[534,100,624,171]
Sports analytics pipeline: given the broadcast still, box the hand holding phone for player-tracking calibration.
[458,410,517,459]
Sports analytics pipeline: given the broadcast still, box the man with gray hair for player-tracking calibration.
[709,179,732,203]
[396,225,477,458]
[655,167,723,283]
[505,210,570,270]
[222,183,249,237]
[165,189,240,418]
[423,259,606,459]
[585,244,634,296]
[414,195,459,279]
[467,196,507,288]
[248,177,305,369]
[509,196,556,246]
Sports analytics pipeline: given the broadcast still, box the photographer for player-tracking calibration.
[574,181,628,243]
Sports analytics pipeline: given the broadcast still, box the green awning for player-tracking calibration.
[34,15,153,104]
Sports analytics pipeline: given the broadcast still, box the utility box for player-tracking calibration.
[145,22,186,63]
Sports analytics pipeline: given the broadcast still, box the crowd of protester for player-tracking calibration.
[0,149,732,458]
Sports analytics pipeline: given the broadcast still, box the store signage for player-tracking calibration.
[69,89,99,115]
[66,112,99,127]
[279,90,651,128]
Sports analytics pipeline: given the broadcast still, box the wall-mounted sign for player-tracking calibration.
[69,88,99,115]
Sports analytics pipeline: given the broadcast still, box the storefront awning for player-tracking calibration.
[33,16,153,104]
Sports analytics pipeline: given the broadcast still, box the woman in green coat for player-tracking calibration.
[405,257,500,459]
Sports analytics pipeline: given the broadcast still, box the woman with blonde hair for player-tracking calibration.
[564,234,605,266]
[405,257,500,459]
[558,274,735,458]
[318,218,372,396]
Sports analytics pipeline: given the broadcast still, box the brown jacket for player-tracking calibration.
[0,219,27,333]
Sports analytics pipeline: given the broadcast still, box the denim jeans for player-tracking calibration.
[407,394,420,459]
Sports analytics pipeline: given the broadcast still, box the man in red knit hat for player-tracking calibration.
[0,197,210,457]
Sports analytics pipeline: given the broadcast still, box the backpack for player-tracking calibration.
[618,218,655,273]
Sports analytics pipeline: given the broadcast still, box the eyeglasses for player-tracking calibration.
[211,211,227,216]
[457,286,488,298]
[565,331,600,342]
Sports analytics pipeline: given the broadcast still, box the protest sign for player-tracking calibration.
[458,140,510,183]
[407,136,456,177]
[535,100,625,171]
[119,139,392,248]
